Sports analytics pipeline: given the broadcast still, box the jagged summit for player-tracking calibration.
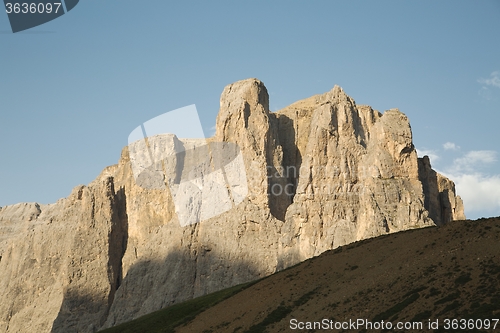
[0,78,464,333]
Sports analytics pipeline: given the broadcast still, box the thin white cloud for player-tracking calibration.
[478,86,493,100]
[416,148,439,163]
[443,172,500,215]
[443,142,460,151]
[478,71,500,88]
[206,125,217,137]
[452,150,497,173]
[438,149,500,218]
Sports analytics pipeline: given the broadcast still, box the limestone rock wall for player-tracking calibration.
[0,178,127,333]
[0,78,464,333]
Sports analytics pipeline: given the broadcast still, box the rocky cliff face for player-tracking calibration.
[0,78,465,333]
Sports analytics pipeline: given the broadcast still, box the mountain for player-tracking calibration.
[0,78,464,333]
[100,217,500,333]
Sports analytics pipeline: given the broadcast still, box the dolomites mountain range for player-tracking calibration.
[0,78,465,333]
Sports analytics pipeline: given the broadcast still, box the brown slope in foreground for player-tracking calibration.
[175,217,500,333]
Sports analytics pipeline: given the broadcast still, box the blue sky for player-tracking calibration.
[1,1,499,219]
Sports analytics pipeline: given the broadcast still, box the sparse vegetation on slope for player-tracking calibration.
[97,281,257,333]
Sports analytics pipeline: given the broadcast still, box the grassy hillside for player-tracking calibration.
[100,217,500,333]
[98,281,257,333]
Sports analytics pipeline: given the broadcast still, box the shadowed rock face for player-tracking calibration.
[0,78,464,333]
[418,155,466,225]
